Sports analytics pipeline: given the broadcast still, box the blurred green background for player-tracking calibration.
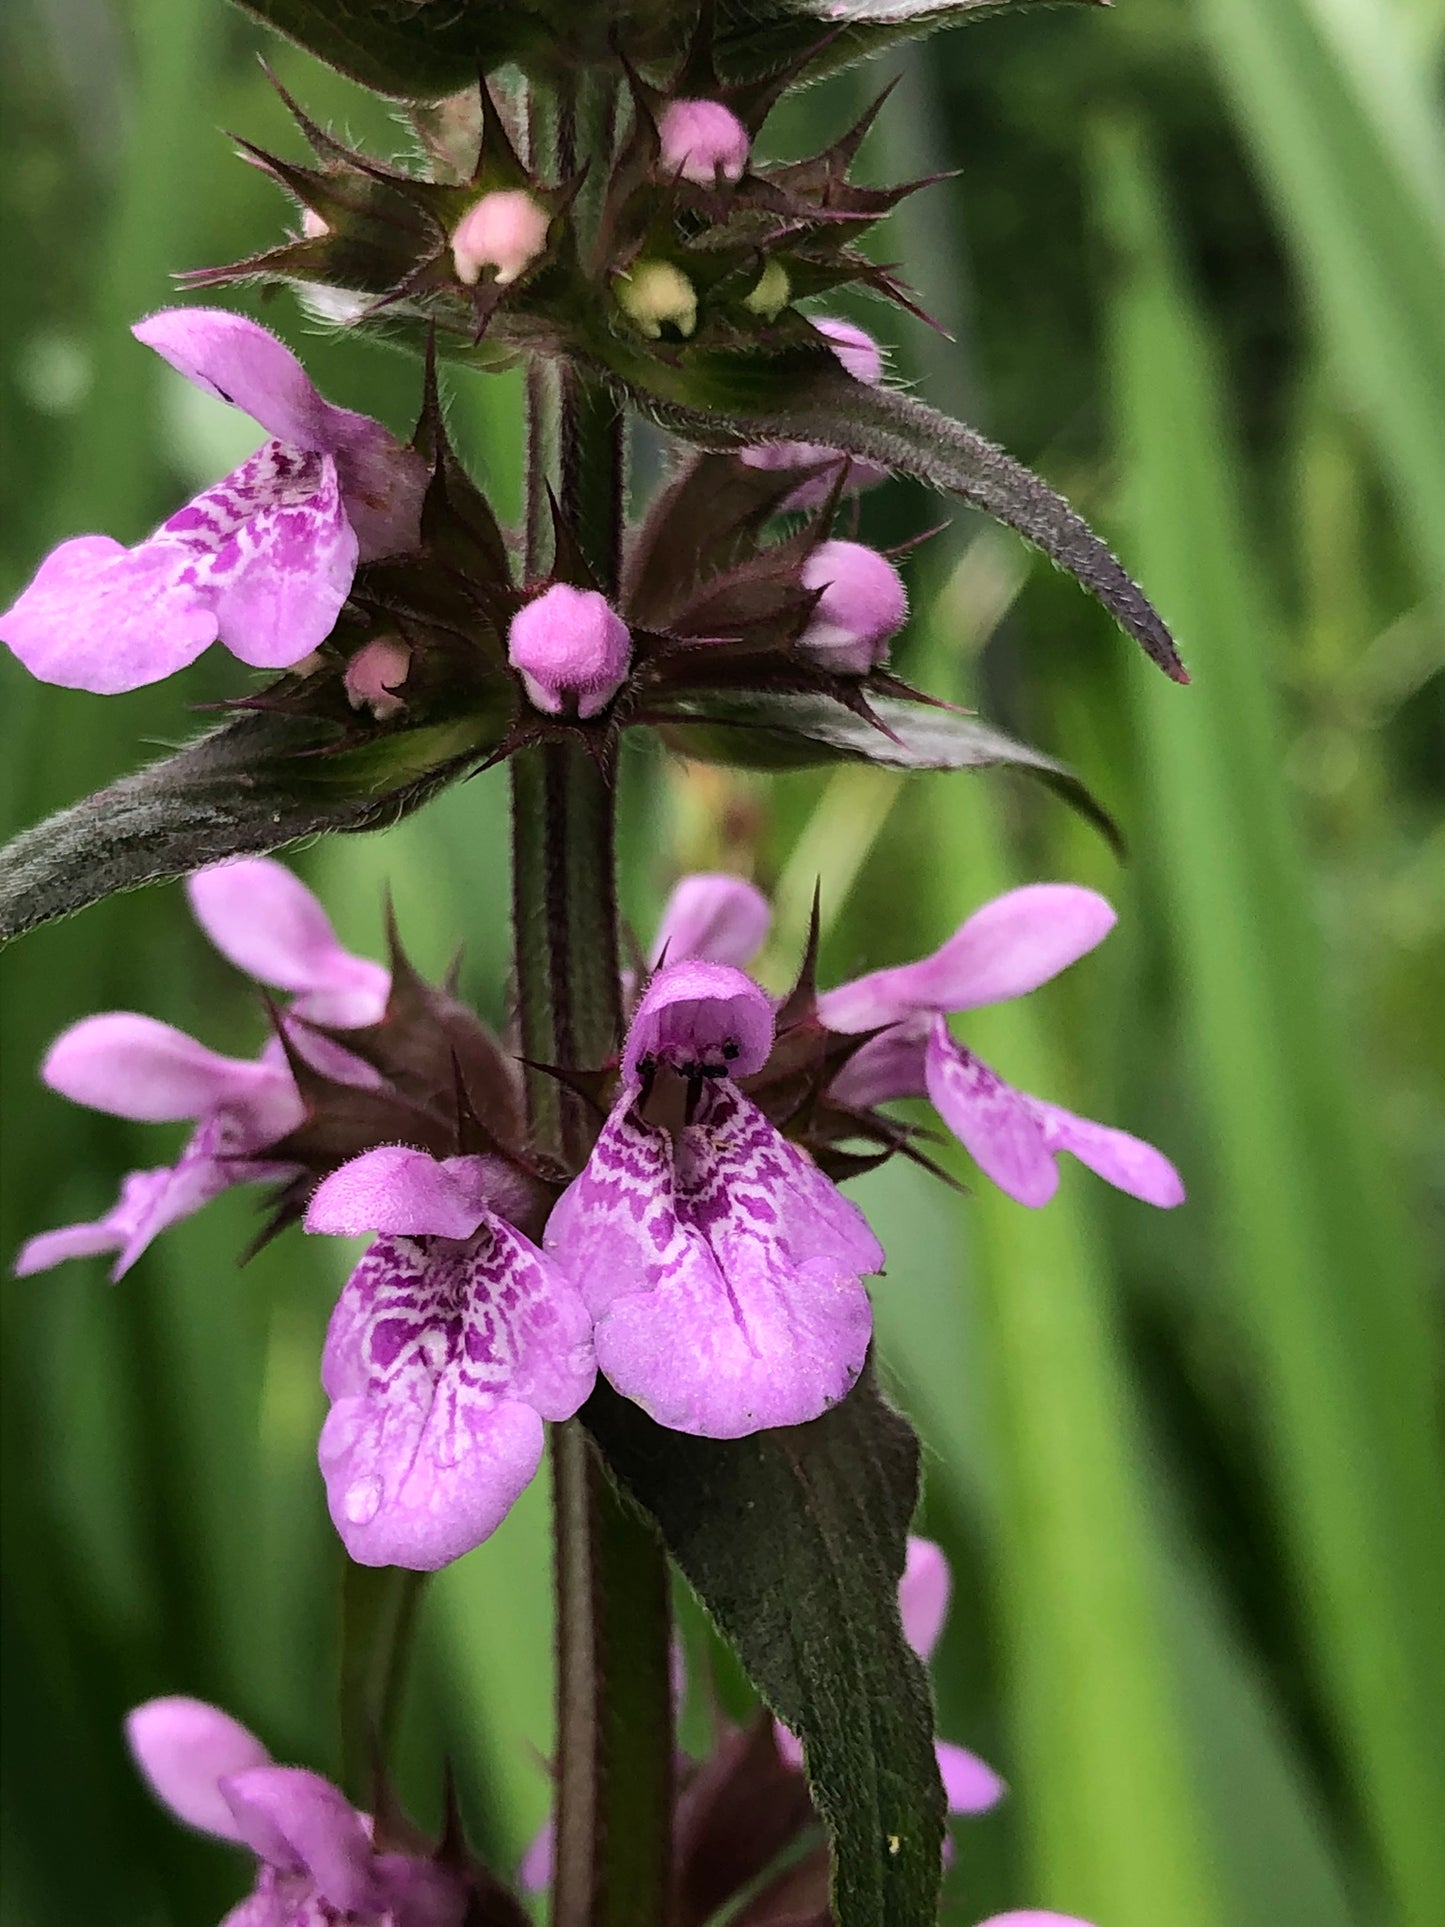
[2,2,1442,1922]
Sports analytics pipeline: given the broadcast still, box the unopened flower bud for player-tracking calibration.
[657,99,750,186]
[798,541,907,675]
[301,208,330,240]
[744,260,791,321]
[507,584,632,719]
[813,315,885,386]
[617,261,698,340]
[451,189,550,288]
[344,635,412,719]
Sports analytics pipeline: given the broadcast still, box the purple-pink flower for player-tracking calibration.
[0,309,427,693]
[544,958,881,1438]
[818,883,1185,1209]
[126,1696,467,1926]
[14,857,386,1280]
[304,1146,596,1569]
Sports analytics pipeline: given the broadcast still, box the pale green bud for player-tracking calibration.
[616,261,698,340]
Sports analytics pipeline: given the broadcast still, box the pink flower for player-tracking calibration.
[13,858,387,1279]
[649,873,772,970]
[304,1147,596,1569]
[797,539,908,674]
[0,310,427,692]
[506,583,632,719]
[545,959,880,1437]
[657,99,750,185]
[820,884,1185,1209]
[126,1696,467,1926]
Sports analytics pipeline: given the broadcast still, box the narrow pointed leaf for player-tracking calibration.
[716,0,1108,83]
[649,686,1121,849]
[583,1367,945,1927]
[606,359,1185,679]
[227,0,540,98]
[0,710,497,942]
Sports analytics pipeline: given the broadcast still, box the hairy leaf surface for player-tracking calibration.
[0,712,491,941]
[584,1367,945,1927]
[596,347,1186,680]
[651,686,1122,848]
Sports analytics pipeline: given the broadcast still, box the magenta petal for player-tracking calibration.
[319,1224,594,1569]
[13,1167,173,1278]
[304,1149,491,1240]
[221,1766,378,1910]
[126,1697,271,1842]
[135,309,352,450]
[827,1018,929,1109]
[517,1817,555,1895]
[111,1122,269,1279]
[974,1916,1096,1927]
[650,873,772,970]
[937,1739,1006,1815]
[900,1536,951,1661]
[134,308,426,559]
[174,443,357,669]
[42,1014,272,1121]
[1031,1100,1186,1208]
[187,858,390,1026]
[0,534,218,693]
[819,886,1116,1032]
[372,1854,472,1927]
[548,1085,877,1438]
[15,1222,124,1276]
[622,959,775,1081]
[924,1022,1057,1209]
[217,1880,286,1927]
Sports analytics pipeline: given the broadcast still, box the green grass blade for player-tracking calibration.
[1095,119,1445,1925]
[1197,0,1445,614]
[891,776,1222,1927]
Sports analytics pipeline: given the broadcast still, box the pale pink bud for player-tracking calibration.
[657,99,750,186]
[451,189,550,288]
[798,541,908,675]
[507,584,632,719]
[813,315,885,386]
[344,636,411,720]
[301,208,330,240]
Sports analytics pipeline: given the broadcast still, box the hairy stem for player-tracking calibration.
[515,70,673,1927]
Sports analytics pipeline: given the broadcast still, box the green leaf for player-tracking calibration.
[582,1367,945,1927]
[228,0,1104,97]
[228,0,544,98]
[600,352,1186,681]
[716,0,1107,83]
[1196,0,1445,617]
[0,710,494,942]
[648,686,1122,849]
